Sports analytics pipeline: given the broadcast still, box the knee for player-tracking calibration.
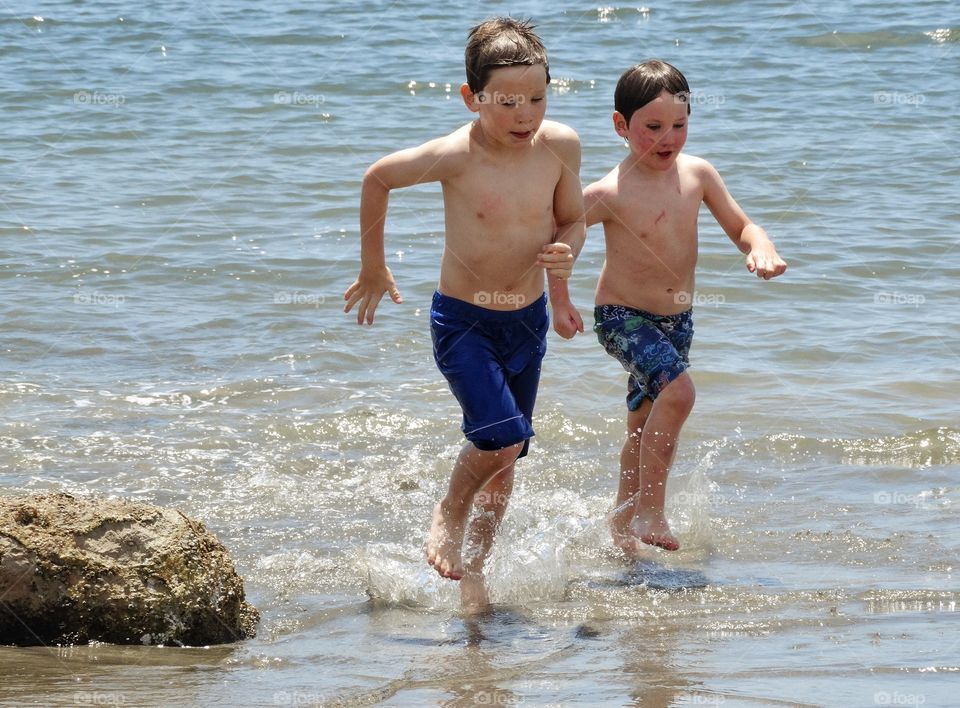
[658,375,696,416]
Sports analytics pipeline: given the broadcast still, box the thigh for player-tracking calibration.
[432,316,532,450]
[503,305,549,420]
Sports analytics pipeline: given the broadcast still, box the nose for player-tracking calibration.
[517,101,536,124]
[657,129,678,148]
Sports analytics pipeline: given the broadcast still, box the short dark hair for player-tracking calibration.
[615,60,690,124]
[465,17,550,94]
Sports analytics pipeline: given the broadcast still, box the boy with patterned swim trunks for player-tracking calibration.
[344,18,585,609]
[584,60,786,554]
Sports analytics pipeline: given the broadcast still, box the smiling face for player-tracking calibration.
[461,64,548,147]
[614,89,689,170]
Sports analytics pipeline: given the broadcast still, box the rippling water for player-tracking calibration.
[1,1,958,706]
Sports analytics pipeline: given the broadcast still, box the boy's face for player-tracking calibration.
[461,64,548,146]
[614,89,689,170]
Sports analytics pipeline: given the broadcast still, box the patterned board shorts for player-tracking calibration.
[593,304,694,411]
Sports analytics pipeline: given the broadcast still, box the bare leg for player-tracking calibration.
[610,399,652,558]
[459,465,514,613]
[633,372,695,551]
[426,442,522,580]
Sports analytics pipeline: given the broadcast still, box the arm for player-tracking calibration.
[538,126,585,280]
[548,179,614,338]
[343,138,460,324]
[701,160,786,280]
[583,179,614,228]
[541,128,586,338]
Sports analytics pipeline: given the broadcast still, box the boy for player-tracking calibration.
[584,60,786,555]
[343,18,585,607]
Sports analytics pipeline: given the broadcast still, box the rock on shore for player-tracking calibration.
[0,493,258,646]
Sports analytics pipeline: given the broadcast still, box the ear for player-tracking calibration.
[461,83,480,113]
[612,111,629,139]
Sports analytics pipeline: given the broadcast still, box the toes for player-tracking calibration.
[641,534,679,551]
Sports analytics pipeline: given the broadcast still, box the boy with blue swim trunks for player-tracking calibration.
[584,60,786,554]
[344,18,585,608]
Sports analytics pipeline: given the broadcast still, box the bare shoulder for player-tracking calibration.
[367,123,473,186]
[427,123,473,159]
[677,152,722,184]
[413,123,473,175]
[585,164,620,199]
[539,119,581,153]
[584,165,620,224]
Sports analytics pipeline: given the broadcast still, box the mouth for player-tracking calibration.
[655,150,674,159]
[510,130,533,140]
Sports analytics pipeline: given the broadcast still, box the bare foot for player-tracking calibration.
[633,512,679,551]
[609,505,647,559]
[459,573,490,615]
[426,500,466,580]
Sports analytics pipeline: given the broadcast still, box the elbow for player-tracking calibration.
[362,165,390,195]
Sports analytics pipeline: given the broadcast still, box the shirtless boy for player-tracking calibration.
[585,60,786,554]
[344,18,585,607]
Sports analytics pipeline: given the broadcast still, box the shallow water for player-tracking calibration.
[1,1,959,706]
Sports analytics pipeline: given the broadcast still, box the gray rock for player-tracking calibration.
[0,493,258,646]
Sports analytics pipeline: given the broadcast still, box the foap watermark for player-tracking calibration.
[674,290,725,307]
[676,693,725,706]
[874,91,926,107]
[74,90,126,107]
[672,490,728,507]
[686,91,726,108]
[873,491,934,510]
[874,691,926,706]
[74,290,124,309]
[476,91,528,106]
[73,692,127,706]
[873,291,925,308]
[273,91,325,108]
[472,690,522,706]
[474,489,510,507]
[272,690,330,706]
[474,291,526,307]
[274,291,325,308]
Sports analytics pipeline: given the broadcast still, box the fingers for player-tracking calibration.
[358,291,385,325]
[554,321,576,339]
[552,311,583,339]
[343,288,363,315]
[541,242,572,255]
[344,279,401,324]
[538,242,575,278]
[747,254,787,280]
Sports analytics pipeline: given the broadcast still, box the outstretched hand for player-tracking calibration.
[343,266,403,325]
[746,246,787,280]
[537,242,575,280]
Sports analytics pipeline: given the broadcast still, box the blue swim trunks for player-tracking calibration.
[594,304,694,411]
[431,290,548,458]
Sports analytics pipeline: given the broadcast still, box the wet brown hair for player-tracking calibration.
[465,17,550,93]
[615,60,690,124]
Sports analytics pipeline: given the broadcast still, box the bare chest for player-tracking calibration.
[600,190,697,287]
[448,156,558,229]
